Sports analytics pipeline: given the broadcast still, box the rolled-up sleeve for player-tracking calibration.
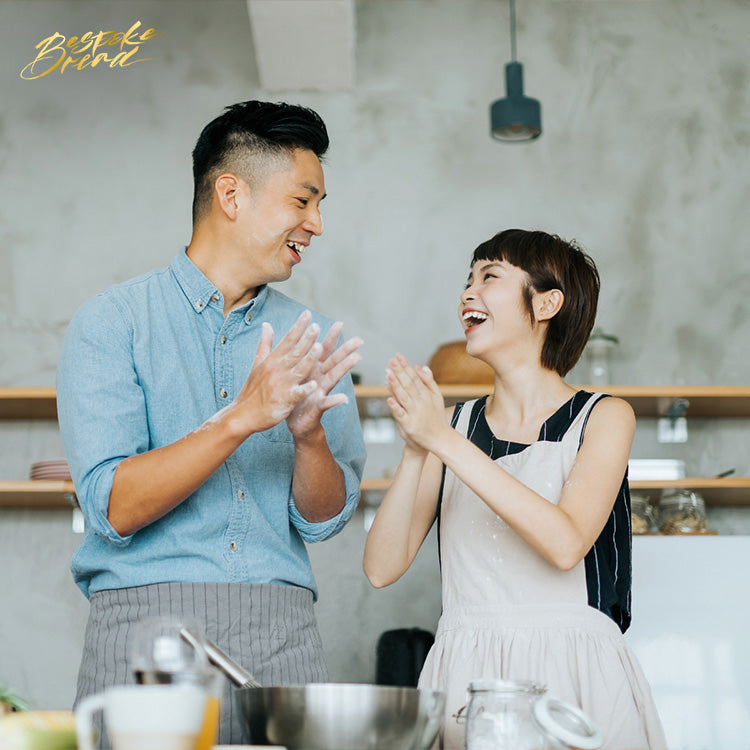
[56,294,148,547]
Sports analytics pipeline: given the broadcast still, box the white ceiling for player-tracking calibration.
[246,0,355,90]
[244,0,666,91]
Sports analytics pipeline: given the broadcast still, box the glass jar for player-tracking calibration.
[657,489,708,534]
[631,494,657,534]
[463,679,602,750]
[129,618,220,750]
[585,329,619,385]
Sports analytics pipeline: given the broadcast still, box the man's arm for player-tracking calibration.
[290,425,347,522]
[285,321,363,523]
[107,313,325,536]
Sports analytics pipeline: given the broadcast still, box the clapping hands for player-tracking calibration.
[232,311,323,435]
[386,354,446,454]
[236,312,363,439]
[285,320,363,439]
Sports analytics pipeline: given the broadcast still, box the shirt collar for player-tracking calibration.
[170,247,269,318]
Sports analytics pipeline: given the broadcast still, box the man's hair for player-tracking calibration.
[471,229,600,376]
[191,100,329,223]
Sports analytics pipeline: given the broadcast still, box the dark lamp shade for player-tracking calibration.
[490,61,542,142]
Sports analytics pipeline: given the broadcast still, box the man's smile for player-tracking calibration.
[287,241,307,262]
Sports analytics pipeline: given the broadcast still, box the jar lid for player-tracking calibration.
[533,696,602,749]
[658,490,705,510]
[467,678,546,696]
[630,494,652,509]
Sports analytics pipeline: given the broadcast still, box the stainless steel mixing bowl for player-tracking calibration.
[235,682,445,750]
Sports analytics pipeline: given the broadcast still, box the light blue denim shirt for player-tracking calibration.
[57,248,365,599]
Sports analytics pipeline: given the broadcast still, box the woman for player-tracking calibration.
[363,229,666,749]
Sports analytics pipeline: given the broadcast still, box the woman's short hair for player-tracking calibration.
[471,229,600,376]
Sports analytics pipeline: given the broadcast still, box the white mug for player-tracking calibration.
[75,683,207,750]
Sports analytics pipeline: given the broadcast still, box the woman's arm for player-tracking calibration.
[363,445,445,588]
[384,355,635,571]
[363,359,453,587]
[431,396,635,570]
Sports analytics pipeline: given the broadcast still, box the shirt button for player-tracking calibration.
[246,314,252,323]
[210,294,219,303]
[237,490,245,499]
[197,300,204,309]
[220,389,228,398]
[220,336,227,345]
[229,542,237,552]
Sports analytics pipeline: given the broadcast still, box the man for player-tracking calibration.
[56,101,365,743]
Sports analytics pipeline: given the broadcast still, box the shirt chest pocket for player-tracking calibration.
[259,421,295,443]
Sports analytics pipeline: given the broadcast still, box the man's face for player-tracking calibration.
[235,147,326,284]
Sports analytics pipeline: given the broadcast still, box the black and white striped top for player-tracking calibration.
[441,391,632,633]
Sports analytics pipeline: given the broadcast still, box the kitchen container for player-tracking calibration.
[462,679,601,750]
[627,459,685,481]
[236,683,445,750]
[584,329,618,385]
[631,495,658,535]
[427,340,494,385]
[132,620,221,750]
[186,630,445,750]
[657,489,708,534]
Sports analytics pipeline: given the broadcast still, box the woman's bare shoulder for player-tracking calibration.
[589,394,635,430]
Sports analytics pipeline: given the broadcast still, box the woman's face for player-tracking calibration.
[458,259,534,360]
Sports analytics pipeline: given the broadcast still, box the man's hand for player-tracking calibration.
[229,311,325,437]
[286,321,363,440]
[106,311,329,537]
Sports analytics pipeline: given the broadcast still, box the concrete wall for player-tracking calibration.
[1,0,748,725]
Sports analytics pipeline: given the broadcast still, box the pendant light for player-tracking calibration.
[490,0,542,142]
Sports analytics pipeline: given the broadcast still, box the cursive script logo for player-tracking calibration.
[20,21,160,79]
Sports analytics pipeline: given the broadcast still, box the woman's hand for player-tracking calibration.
[386,354,447,454]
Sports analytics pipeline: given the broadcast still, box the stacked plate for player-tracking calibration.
[628,459,685,481]
[29,459,71,481]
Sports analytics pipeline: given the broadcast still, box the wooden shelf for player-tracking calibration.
[592,385,750,418]
[630,477,750,506]
[0,480,76,509]
[634,530,719,536]
[2,386,750,420]
[361,477,750,506]
[0,387,57,419]
[1,386,748,510]
[355,384,493,405]
[2,477,747,510]
[355,384,750,417]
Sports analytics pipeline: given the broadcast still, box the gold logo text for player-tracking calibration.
[20,21,160,79]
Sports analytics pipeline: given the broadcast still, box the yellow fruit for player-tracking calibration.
[0,710,77,750]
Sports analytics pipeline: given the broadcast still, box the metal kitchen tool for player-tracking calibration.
[180,627,261,688]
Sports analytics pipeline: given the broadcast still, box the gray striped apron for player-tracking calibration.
[75,582,328,745]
